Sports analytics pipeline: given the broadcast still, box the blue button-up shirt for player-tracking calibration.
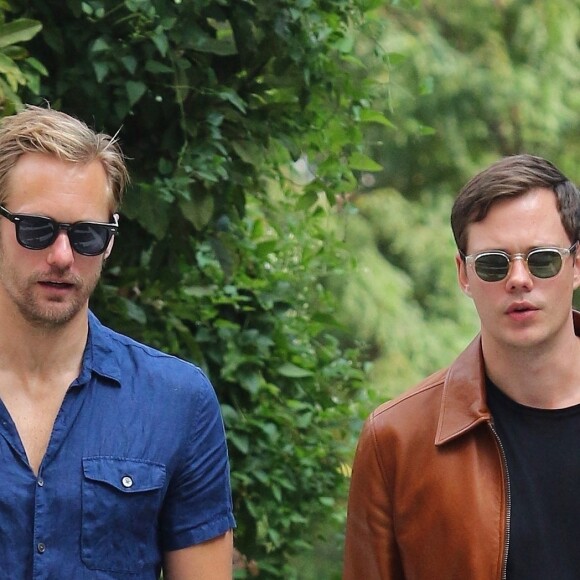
[0,312,235,578]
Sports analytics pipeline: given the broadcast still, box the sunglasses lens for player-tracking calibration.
[474,253,510,282]
[17,216,57,249]
[69,223,112,256]
[527,249,562,278]
[472,248,566,281]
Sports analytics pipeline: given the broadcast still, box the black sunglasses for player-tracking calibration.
[0,205,119,256]
[462,242,578,282]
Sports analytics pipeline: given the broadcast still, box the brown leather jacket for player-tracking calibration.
[343,334,509,579]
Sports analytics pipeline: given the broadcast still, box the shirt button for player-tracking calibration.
[37,542,46,554]
[121,475,133,488]
[37,477,44,487]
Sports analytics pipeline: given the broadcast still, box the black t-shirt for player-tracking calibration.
[486,378,580,579]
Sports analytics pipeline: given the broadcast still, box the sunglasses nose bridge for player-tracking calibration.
[45,222,66,244]
[510,252,526,270]
[504,252,535,282]
[56,222,73,234]
[52,222,80,249]
[51,226,75,253]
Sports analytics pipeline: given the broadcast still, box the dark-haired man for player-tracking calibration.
[344,154,580,578]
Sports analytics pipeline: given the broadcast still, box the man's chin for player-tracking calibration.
[19,301,87,330]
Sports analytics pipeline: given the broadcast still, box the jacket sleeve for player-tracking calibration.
[343,415,404,580]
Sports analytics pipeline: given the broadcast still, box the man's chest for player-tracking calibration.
[0,388,170,578]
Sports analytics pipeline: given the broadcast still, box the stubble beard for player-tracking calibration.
[0,255,103,330]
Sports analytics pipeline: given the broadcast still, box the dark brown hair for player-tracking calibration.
[451,154,580,255]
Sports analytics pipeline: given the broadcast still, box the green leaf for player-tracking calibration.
[296,412,313,428]
[193,36,237,56]
[125,80,147,107]
[217,89,247,113]
[272,484,282,502]
[253,470,269,485]
[387,52,407,65]
[231,140,264,166]
[359,109,396,128]
[121,184,172,240]
[25,57,48,75]
[418,124,436,136]
[151,29,169,57]
[121,56,138,75]
[0,76,21,108]
[239,371,261,395]
[0,19,42,49]
[278,363,314,378]
[145,59,173,74]
[348,151,383,172]
[220,404,239,422]
[260,422,279,441]
[180,195,214,231]
[319,496,335,507]
[93,61,108,83]
[90,37,110,53]
[267,527,282,547]
[0,53,25,89]
[229,432,249,454]
[120,298,147,325]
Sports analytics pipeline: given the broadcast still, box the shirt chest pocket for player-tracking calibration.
[81,457,166,574]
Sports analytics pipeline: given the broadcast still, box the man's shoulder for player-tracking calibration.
[370,367,449,430]
[363,335,485,446]
[88,312,210,392]
[350,368,452,478]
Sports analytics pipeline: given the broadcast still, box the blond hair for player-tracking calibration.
[0,105,128,209]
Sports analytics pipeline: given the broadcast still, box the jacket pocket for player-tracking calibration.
[81,456,166,573]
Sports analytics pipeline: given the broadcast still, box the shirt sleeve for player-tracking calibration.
[159,369,236,550]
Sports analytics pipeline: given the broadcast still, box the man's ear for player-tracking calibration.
[573,243,580,290]
[456,253,472,297]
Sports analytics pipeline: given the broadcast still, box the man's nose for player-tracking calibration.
[46,231,75,266]
[505,255,534,290]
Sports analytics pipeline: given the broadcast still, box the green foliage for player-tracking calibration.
[0,2,45,114]
[363,0,580,194]
[98,186,366,577]
[331,0,580,404]
[332,188,478,398]
[3,0,385,574]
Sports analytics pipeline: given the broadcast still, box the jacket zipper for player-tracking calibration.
[488,421,511,580]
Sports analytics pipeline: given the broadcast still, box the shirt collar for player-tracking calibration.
[81,311,122,387]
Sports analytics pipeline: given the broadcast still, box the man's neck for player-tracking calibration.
[0,307,89,383]
[483,331,580,409]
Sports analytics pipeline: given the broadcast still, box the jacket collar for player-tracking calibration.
[435,309,580,445]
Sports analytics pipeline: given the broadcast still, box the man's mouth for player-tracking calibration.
[506,303,537,314]
[39,281,75,289]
